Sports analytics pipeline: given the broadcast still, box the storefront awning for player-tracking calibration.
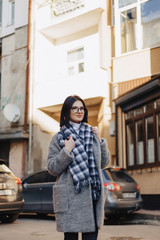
[115,76,160,111]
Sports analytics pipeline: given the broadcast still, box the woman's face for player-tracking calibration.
[69,100,85,123]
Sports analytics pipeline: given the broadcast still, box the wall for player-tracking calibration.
[1,26,28,132]
[32,17,109,135]
[150,47,160,75]
[32,124,53,172]
[98,98,115,163]
[0,0,29,178]
[33,26,107,109]
[129,168,160,195]
[9,142,23,178]
[29,0,115,172]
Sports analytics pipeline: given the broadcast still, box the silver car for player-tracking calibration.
[102,167,143,217]
[0,159,24,223]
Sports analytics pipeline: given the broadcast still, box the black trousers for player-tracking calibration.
[64,231,98,240]
[64,200,98,240]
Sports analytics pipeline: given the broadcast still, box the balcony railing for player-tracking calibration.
[37,0,106,40]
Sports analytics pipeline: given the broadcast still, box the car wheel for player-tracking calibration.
[1,213,19,223]
[37,213,47,218]
[106,214,121,220]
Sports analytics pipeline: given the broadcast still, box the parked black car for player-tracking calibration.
[22,170,56,216]
[22,167,142,217]
[0,159,24,223]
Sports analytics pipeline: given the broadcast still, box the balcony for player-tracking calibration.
[33,67,108,111]
[113,46,160,83]
[39,96,103,123]
[37,0,106,40]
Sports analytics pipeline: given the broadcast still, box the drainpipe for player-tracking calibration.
[115,105,119,166]
[22,0,32,177]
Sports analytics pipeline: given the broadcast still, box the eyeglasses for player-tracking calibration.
[71,107,85,113]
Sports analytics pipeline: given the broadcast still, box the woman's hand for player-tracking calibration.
[65,136,75,153]
[92,127,101,142]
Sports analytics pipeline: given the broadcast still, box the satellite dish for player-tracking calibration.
[3,104,21,123]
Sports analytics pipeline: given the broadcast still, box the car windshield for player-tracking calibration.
[0,164,11,173]
[107,169,135,183]
[24,171,56,184]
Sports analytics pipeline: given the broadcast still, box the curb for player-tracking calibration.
[132,212,160,221]
[104,210,160,226]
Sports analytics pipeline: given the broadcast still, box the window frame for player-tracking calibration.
[67,47,84,76]
[8,0,15,26]
[115,0,160,56]
[125,98,160,170]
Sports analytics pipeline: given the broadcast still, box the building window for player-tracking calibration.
[157,113,160,162]
[119,0,137,8]
[115,0,160,55]
[136,119,144,165]
[67,47,84,76]
[0,0,2,26]
[141,0,160,49]
[125,98,160,169]
[156,99,160,108]
[120,7,137,53]
[111,0,115,26]
[126,122,134,166]
[146,116,155,163]
[8,0,15,25]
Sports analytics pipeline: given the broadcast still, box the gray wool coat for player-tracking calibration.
[47,132,110,233]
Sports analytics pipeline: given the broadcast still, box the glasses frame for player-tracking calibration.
[71,106,85,113]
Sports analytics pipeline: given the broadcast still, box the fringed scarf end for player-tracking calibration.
[74,177,92,194]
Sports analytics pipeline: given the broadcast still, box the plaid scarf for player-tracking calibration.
[58,122,101,200]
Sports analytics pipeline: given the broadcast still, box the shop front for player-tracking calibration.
[115,76,160,209]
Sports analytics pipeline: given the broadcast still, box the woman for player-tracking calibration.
[47,95,110,240]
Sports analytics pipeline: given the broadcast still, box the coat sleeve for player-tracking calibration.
[100,138,110,169]
[47,134,74,176]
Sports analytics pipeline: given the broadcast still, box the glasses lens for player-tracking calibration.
[79,107,85,112]
[71,107,78,113]
[71,107,85,113]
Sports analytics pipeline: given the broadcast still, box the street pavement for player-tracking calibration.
[1,209,160,240]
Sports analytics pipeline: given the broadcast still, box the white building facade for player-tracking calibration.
[29,0,115,172]
[0,0,29,178]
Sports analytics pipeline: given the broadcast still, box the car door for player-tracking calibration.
[22,171,47,211]
[41,172,56,212]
